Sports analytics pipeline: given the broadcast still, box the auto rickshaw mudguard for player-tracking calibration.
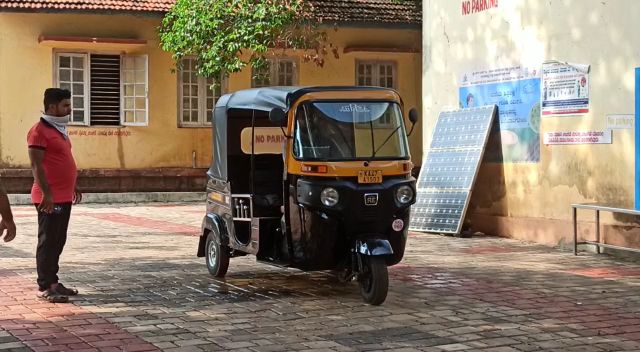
[198,214,229,257]
[355,239,394,256]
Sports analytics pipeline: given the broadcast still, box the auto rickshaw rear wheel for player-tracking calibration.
[206,231,230,278]
[359,256,388,305]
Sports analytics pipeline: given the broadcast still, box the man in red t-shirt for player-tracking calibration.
[27,88,82,303]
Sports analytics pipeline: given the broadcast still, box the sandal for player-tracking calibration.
[56,283,79,296]
[38,289,69,303]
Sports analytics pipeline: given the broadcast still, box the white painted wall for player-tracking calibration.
[422,0,639,243]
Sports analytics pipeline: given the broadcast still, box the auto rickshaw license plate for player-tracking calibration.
[358,170,383,184]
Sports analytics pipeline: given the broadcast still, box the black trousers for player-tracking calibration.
[35,203,72,291]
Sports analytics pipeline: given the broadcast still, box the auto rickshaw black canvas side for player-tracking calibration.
[197,86,419,305]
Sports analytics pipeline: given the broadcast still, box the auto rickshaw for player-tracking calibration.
[197,86,418,305]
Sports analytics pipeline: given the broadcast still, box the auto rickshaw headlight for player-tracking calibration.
[396,185,414,204]
[321,187,340,207]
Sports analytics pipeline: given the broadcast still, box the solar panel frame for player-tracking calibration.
[410,105,497,234]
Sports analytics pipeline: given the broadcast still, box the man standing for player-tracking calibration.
[0,179,16,243]
[27,88,82,303]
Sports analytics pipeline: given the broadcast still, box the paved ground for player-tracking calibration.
[3,204,640,352]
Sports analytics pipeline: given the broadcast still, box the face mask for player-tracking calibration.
[42,114,70,139]
[43,114,70,125]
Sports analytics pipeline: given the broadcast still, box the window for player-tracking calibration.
[122,56,148,125]
[252,61,271,88]
[251,58,296,88]
[277,60,295,86]
[56,54,88,124]
[356,61,397,126]
[178,58,221,126]
[55,52,148,126]
[356,61,396,89]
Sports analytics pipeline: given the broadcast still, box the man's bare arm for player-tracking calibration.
[28,148,53,213]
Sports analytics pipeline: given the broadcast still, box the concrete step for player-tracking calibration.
[8,192,206,205]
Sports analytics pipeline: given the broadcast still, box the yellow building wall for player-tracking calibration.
[422,0,639,246]
[0,13,213,169]
[0,13,422,171]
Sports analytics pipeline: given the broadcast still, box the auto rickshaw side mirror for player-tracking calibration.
[269,108,287,126]
[407,108,419,136]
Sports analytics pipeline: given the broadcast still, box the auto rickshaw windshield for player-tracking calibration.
[293,101,410,161]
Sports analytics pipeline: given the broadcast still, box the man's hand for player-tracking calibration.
[0,187,15,242]
[38,192,54,213]
[0,217,16,242]
[73,188,82,205]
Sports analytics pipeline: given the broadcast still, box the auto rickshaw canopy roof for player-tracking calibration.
[215,86,397,115]
[209,86,400,181]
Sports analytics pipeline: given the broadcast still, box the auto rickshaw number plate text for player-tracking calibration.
[358,170,383,184]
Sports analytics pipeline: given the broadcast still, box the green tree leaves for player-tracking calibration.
[159,0,330,85]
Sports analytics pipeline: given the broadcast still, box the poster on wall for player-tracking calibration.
[459,66,541,163]
[541,62,590,116]
[606,114,634,130]
[543,130,612,145]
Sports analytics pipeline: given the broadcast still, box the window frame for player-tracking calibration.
[355,60,398,127]
[251,57,298,88]
[355,60,398,90]
[53,52,90,126]
[177,57,226,128]
[121,55,149,127]
[53,50,149,127]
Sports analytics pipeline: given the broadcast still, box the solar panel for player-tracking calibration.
[421,149,482,189]
[411,190,469,233]
[410,105,497,234]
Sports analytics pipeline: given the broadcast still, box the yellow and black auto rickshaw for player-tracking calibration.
[197,86,418,305]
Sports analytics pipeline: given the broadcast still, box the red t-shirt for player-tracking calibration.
[27,120,77,204]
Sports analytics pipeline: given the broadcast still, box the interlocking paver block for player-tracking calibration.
[0,342,26,350]
[5,204,640,351]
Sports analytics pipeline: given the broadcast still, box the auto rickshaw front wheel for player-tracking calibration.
[205,231,230,278]
[359,256,389,305]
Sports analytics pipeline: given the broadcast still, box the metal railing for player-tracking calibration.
[572,203,640,255]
